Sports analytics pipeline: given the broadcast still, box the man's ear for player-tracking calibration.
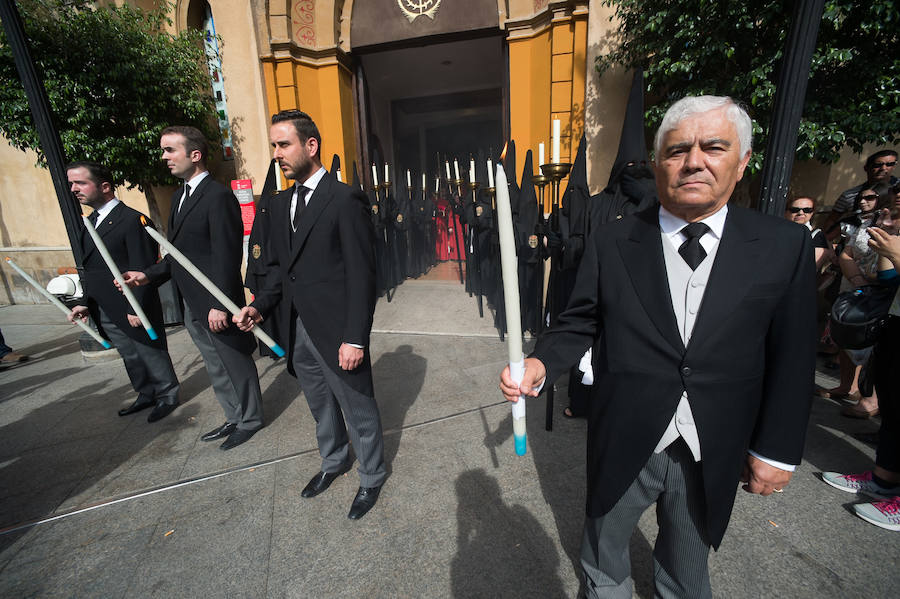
[736,151,751,182]
[306,136,319,160]
[190,149,203,165]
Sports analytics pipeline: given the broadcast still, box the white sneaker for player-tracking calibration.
[853,497,900,531]
[821,471,900,500]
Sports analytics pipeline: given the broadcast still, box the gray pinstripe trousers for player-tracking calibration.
[183,306,263,430]
[581,439,712,599]
[291,314,386,488]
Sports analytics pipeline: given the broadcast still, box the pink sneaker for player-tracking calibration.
[821,471,900,500]
[853,496,900,531]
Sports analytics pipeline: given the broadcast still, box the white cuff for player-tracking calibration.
[748,449,796,472]
[345,342,364,349]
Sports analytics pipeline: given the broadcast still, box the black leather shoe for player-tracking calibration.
[219,426,262,451]
[301,464,351,498]
[348,485,382,520]
[201,422,236,442]
[147,401,178,423]
[118,396,155,417]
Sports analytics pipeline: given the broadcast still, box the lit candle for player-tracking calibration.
[4,257,112,349]
[494,164,527,456]
[539,143,545,167]
[422,172,426,190]
[335,169,342,183]
[453,159,460,181]
[552,119,560,164]
[372,163,379,186]
[445,160,451,180]
[140,218,285,357]
[384,163,389,183]
[407,169,412,189]
[487,158,494,188]
[435,175,440,194]
[82,215,158,340]
[469,158,475,184]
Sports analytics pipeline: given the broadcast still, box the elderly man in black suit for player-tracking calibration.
[234,110,385,520]
[123,126,263,450]
[67,161,180,422]
[501,96,816,597]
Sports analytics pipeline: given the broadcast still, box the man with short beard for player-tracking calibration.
[234,110,386,520]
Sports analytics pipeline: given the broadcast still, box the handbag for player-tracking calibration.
[829,285,896,350]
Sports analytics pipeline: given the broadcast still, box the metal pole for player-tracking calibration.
[0,0,83,267]
[758,0,825,216]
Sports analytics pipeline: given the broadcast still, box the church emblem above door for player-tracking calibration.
[397,0,441,23]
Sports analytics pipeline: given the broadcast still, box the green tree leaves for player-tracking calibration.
[597,0,899,170]
[0,0,217,188]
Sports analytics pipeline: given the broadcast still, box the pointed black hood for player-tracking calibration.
[330,154,341,180]
[563,133,589,218]
[606,69,650,189]
[517,149,539,231]
[261,158,278,199]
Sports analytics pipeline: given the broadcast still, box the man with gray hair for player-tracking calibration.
[500,95,816,596]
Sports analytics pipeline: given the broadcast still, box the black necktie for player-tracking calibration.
[678,222,710,270]
[88,211,99,226]
[292,185,309,232]
[178,184,190,214]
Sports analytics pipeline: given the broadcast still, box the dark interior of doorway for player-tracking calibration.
[356,33,506,189]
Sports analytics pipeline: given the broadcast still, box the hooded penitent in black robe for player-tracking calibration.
[569,69,658,417]
[245,158,284,358]
[515,150,543,336]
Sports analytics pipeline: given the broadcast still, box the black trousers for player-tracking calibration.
[875,315,900,473]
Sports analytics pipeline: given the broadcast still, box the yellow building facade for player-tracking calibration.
[0,0,884,304]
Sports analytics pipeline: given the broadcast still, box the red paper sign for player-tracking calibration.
[231,179,255,236]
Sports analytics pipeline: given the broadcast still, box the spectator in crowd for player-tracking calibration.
[818,184,890,413]
[821,216,900,531]
[785,196,831,269]
[822,150,897,240]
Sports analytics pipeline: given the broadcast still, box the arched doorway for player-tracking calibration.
[349,0,506,189]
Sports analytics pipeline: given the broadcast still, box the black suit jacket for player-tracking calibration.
[144,175,255,354]
[80,202,166,348]
[251,174,377,396]
[533,204,816,548]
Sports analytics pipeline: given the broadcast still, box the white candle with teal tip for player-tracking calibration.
[494,160,527,456]
[141,218,286,358]
[4,257,112,349]
[82,215,158,340]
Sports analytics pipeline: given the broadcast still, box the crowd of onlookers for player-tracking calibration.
[789,149,900,531]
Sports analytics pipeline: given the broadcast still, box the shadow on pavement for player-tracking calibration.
[373,343,426,471]
[451,468,566,598]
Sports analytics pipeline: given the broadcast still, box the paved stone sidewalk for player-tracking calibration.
[0,277,896,597]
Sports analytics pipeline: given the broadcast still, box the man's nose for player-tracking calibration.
[683,147,704,171]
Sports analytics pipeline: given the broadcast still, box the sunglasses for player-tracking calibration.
[871,161,897,169]
[860,194,879,201]
[789,207,814,214]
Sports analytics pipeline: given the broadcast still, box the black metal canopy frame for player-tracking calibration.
[0,0,84,266]
[757,0,826,217]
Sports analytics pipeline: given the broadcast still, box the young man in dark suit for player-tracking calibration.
[67,161,180,422]
[501,96,816,596]
[123,126,263,450]
[234,110,386,520]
